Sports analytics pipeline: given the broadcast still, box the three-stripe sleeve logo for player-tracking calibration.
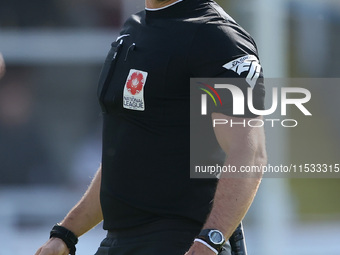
[223,55,261,89]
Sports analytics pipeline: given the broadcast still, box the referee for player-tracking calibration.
[35,0,267,255]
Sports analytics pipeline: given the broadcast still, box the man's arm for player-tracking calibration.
[186,113,267,255]
[35,166,103,255]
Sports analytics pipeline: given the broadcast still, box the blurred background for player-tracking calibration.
[0,0,339,254]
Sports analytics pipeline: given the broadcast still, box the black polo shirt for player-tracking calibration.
[98,0,265,230]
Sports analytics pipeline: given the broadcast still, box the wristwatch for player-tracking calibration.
[50,224,78,255]
[196,229,226,253]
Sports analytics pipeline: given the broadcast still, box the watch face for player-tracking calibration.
[209,230,224,245]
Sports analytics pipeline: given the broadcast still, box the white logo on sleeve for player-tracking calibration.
[123,69,148,111]
[223,55,261,89]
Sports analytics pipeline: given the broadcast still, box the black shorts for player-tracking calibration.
[94,218,231,255]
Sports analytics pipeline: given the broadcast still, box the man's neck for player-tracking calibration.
[145,0,181,9]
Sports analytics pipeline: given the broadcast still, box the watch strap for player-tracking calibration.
[196,229,225,253]
[50,224,78,255]
[194,238,219,254]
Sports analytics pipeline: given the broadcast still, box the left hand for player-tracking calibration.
[185,241,216,255]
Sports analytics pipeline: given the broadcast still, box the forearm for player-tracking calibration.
[203,150,265,239]
[60,166,103,237]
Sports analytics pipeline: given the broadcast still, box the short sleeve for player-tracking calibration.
[188,21,265,117]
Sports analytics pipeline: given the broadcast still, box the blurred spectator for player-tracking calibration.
[59,0,122,28]
[0,0,122,28]
[94,0,122,27]
[0,68,59,185]
[0,0,61,27]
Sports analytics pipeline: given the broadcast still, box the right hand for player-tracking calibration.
[35,237,70,255]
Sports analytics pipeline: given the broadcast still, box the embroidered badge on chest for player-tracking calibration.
[123,69,148,111]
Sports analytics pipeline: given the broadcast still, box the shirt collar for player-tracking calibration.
[145,0,184,11]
